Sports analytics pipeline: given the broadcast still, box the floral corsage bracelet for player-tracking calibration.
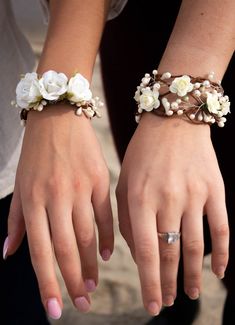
[14,70,103,126]
[134,70,230,127]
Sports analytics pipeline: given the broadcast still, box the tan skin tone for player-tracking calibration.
[5,0,235,318]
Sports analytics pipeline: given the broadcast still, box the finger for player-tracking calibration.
[92,178,114,261]
[182,206,204,300]
[73,199,98,293]
[6,183,25,257]
[157,207,181,307]
[116,183,136,262]
[128,195,161,316]
[206,193,229,279]
[23,204,62,320]
[48,202,91,313]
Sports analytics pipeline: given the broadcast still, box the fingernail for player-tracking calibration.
[163,295,174,307]
[3,237,9,260]
[216,266,225,279]
[47,298,62,320]
[147,301,160,316]
[74,296,90,313]
[188,288,199,300]
[85,279,96,292]
[101,249,111,261]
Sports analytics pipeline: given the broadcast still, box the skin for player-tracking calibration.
[117,0,235,315]
[4,0,235,318]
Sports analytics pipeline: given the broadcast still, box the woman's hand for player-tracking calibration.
[6,105,114,318]
[116,113,229,315]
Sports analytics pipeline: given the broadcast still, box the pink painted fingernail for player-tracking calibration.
[101,249,111,261]
[3,237,9,260]
[47,298,62,319]
[74,296,90,313]
[85,279,96,292]
[147,301,160,316]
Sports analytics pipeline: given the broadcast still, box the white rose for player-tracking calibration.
[220,100,230,115]
[39,70,68,101]
[169,75,194,97]
[16,72,41,108]
[206,93,221,114]
[67,73,92,103]
[139,89,160,111]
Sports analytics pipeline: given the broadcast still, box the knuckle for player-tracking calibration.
[47,176,67,198]
[160,184,179,202]
[136,239,157,264]
[78,231,94,248]
[127,185,149,207]
[213,224,229,238]
[30,244,50,261]
[92,163,109,183]
[54,241,73,260]
[184,240,204,257]
[186,180,204,197]
[160,249,178,264]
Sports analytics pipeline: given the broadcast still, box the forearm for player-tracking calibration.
[37,0,110,80]
[158,0,235,80]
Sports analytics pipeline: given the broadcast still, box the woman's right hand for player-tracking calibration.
[5,104,114,318]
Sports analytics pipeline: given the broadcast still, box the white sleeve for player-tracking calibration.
[38,0,128,23]
[107,0,128,20]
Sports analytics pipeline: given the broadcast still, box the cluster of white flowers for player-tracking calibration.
[15,70,103,125]
[134,70,230,127]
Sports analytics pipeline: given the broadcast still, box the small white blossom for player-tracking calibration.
[169,75,194,97]
[68,73,92,103]
[134,89,141,101]
[220,100,230,115]
[16,72,41,108]
[39,70,68,101]
[206,93,221,114]
[139,89,160,112]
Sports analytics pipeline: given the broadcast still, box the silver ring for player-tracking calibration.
[158,232,181,244]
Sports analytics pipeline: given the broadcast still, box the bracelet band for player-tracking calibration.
[14,70,103,126]
[134,70,230,127]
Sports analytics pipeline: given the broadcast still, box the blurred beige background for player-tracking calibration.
[11,1,226,324]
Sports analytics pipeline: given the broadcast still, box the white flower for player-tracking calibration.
[16,72,41,108]
[220,100,230,115]
[139,89,160,111]
[206,93,221,114]
[67,73,92,103]
[134,89,141,101]
[169,75,193,97]
[39,70,68,101]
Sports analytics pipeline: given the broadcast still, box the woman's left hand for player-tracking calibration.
[116,112,229,315]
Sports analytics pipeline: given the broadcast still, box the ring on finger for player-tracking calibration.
[158,232,181,244]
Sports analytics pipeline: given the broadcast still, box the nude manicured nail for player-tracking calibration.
[188,288,199,300]
[3,237,9,260]
[47,298,62,319]
[147,301,160,315]
[163,295,174,307]
[216,266,225,279]
[74,296,90,313]
[85,279,96,292]
[101,249,111,261]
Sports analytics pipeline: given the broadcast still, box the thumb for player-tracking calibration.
[3,183,25,259]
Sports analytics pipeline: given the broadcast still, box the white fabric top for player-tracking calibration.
[0,0,127,199]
